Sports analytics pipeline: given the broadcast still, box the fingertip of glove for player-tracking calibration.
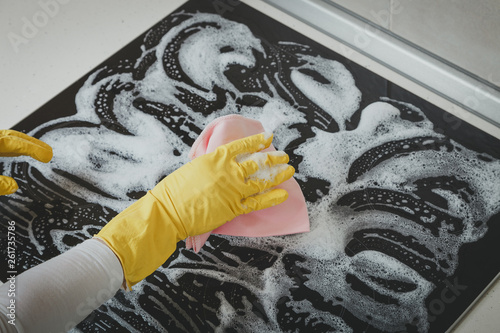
[0,177,19,195]
[9,183,19,195]
[262,188,289,207]
[250,132,273,151]
[273,188,289,203]
[262,132,273,147]
[282,165,295,181]
[31,137,53,163]
[38,145,54,163]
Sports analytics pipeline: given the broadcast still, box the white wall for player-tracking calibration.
[0,0,186,129]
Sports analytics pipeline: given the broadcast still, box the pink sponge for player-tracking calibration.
[185,114,310,252]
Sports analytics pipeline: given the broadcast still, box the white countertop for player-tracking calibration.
[1,1,498,332]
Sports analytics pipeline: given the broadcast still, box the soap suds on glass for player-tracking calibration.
[236,150,289,182]
[2,9,499,333]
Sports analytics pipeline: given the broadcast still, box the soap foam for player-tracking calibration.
[4,10,499,333]
[290,54,361,130]
[236,151,288,183]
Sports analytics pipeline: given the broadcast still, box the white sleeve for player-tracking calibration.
[0,238,124,333]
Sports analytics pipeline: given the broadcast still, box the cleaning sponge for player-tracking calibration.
[186,114,310,252]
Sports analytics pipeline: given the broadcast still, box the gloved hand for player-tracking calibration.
[96,132,295,289]
[0,129,53,195]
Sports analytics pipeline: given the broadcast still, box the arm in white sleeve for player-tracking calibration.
[0,238,124,333]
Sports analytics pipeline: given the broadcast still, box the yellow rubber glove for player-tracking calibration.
[96,133,295,290]
[0,129,53,195]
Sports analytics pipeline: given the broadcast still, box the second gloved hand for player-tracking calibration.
[0,130,53,195]
[96,133,295,289]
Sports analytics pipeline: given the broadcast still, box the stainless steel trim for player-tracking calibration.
[263,0,500,127]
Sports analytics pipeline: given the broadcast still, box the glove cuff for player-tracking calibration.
[96,192,183,290]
